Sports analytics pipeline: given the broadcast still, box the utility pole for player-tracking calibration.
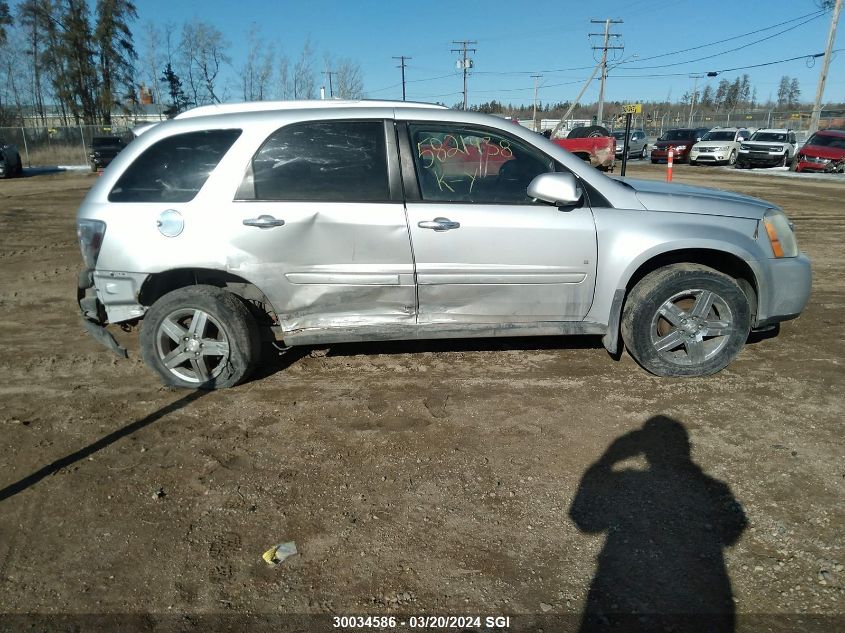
[590,19,623,126]
[809,0,842,135]
[688,74,704,126]
[393,56,411,101]
[451,40,477,110]
[531,74,542,132]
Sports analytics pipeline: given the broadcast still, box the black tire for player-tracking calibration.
[140,285,261,389]
[621,264,751,377]
[790,157,800,172]
[779,153,789,168]
[640,146,647,160]
[689,159,697,166]
[651,159,658,164]
[567,125,611,139]
[14,158,23,176]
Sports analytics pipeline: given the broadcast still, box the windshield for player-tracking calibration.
[92,137,124,148]
[751,132,787,142]
[661,130,695,141]
[701,131,737,142]
[805,133,845,150]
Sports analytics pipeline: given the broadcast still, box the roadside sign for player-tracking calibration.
[622,103,642,114]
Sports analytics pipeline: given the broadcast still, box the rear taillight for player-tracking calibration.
[77,219,106,269]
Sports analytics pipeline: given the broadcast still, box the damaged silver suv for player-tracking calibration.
[77,100,811,389]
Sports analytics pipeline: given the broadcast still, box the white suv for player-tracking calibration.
[736,129,797,169]
[690,128,752,166]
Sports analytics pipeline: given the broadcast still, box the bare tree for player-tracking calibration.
[325,55,363,99]
[138,21,164,112]
[179,20,229,105]
[275,53,291,99]
[240,24,273,101]
[292,38,315,99]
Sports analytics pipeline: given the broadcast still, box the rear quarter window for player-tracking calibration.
[108,129,241,203]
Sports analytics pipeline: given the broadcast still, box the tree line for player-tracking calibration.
[0,0,364,126]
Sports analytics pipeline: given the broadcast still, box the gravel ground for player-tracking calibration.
[0,163,842,632]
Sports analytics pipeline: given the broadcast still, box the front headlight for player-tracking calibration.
[740,144,750,150]
[675,145,687,151]
[762,209,798,258]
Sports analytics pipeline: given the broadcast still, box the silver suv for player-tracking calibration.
[76,100,811,388]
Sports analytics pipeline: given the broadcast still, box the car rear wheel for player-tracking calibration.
[621,264,751,377]
[140,285,261,389]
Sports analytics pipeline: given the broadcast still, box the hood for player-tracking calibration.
[614,178,774,219]
[799,144,845,160]
[654,139,695,147]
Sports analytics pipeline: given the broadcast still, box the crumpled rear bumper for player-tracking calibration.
[78,268,127,358]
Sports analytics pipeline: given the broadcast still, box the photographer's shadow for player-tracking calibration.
[569,415,747,633]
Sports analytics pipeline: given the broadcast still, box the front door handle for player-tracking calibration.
[243,215,286,229]
[418,217,460,232]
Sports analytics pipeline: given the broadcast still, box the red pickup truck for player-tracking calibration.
[551,126,616,171]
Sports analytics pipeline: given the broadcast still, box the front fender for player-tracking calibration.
[587,209,766,352]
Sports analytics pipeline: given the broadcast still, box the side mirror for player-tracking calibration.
[527,172,582,208]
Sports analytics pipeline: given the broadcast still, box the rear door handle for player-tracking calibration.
[243,215,285,229]
[418,217,460,232]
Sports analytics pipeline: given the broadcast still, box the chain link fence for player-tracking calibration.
[0,124,135,168]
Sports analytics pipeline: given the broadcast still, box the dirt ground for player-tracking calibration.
[0,164,842,632]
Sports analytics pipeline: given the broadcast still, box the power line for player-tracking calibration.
[611,51,828,78]
[619,13,825,70]
[623,10,826,66]
[464,10,828,77]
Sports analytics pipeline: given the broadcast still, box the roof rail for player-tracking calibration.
[175,99,447,120]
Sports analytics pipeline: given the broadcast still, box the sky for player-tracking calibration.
[134,0,844,108]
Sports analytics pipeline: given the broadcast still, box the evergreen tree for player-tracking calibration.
[0,1,12,45]
[59,0,99,123]
[160,61,188,117]
[94,0,138,123]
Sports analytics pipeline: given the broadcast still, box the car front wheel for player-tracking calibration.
[621,264,751,377]
[727,150,737,166]
[140,285,261,389]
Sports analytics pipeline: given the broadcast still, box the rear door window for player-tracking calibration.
[108,129,241,203]
[237,120,389,202]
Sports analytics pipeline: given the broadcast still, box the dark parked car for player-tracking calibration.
[0,141,23,178]
[791,129,845,173]
[651,128,710,164]
[88,136,126,171]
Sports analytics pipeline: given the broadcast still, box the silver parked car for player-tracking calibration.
[612,129,648,160]
[76,100,811,388]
